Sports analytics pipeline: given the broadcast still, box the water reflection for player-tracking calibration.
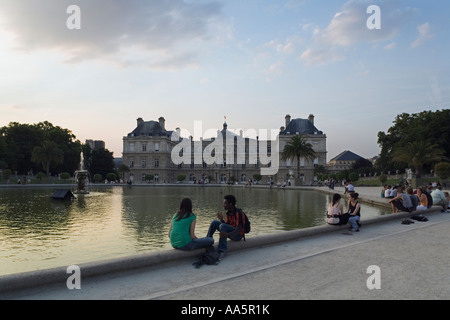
[0,186,390,275]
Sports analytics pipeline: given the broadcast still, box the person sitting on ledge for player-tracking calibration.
[346,192,361,232]
[416,187,428,211]
[431,185,449,212]
[326,193,345,225]
[206,194,245,260]
[169,198,214,251]
[389,186,413,213]
[407,187,419,211]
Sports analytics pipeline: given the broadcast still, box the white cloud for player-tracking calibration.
[264,61,284,75]
[411,23,433,48]
[299,0,415,66]
[384,42,396,50]
[0,0,226,70]
[299,48,345,66]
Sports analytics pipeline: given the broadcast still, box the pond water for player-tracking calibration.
[0,186,390,275]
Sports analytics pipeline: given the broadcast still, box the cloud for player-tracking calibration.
[299,0,415,66]
[0,0,225,70]
[299,48,345,66]
[264,61,284,75]
[410,22,433,48]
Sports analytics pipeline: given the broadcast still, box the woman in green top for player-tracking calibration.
[169,198,214,250]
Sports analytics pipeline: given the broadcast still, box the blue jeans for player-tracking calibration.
[348,215,360,231]
[177,237,214,251]
[207,220,242,252]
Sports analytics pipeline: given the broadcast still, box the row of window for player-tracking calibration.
[128,158,320,169]
[126,141,322,154]
[131,173,256,183]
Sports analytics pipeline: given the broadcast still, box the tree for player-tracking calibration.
[89,148,115,179]
[377,110,450,173]
[31,140,64,176]
[281,135,316,179]
[434,162,450,180]
[391,139,447,178]
[0,121,81,175]
[118,164,130,181]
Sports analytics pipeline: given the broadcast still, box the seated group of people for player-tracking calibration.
[168,194,246,260]
[326,192,361,232]
[385,185,450,213]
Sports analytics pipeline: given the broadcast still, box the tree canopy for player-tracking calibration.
[377,110,450,175]
[281,134,316,179]
[0,121,116,178]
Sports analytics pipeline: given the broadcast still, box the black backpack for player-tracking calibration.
[237,209,251,237]
[193,246,219,269]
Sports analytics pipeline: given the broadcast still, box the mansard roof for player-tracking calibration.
[330,150,364,162]
[128,120,172,138]
[280,118,323,135]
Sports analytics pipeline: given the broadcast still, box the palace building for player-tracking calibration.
[122,114,327,185]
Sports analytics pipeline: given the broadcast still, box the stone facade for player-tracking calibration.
[122,115,327,185]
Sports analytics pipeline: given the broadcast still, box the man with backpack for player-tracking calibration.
[206,194,250,260]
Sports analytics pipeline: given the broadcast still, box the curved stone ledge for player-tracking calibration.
[0,206,441,294]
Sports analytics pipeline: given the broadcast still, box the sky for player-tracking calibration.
[0,0,449,161]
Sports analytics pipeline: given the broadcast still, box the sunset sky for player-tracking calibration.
[1,0,448,160]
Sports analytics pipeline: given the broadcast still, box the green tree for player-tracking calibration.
[434,162,450,180]
[89,148,115,179]
[377,110,450,173]
[117,164,130,181]
[0,121,81,175]
[252,174,262,182]
[281,135,316,179]
[391,139,447,178]
[31,140,64,177]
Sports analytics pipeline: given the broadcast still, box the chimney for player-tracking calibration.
[137,117,144,127]
[285,114,291,128]
[280,126,285,132]
[308,114,315,125]
[159,117,165,130]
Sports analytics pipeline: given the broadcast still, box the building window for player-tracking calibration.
[129,143,135,152]
[129,158,134,168]
[141,174,146,182]
[154,158,159,168]
[155,143,160,152]
[154,174,159,182]
[142,143,147,152]
[141,158,147,168]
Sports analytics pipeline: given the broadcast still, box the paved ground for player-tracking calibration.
[1,186,449,301]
